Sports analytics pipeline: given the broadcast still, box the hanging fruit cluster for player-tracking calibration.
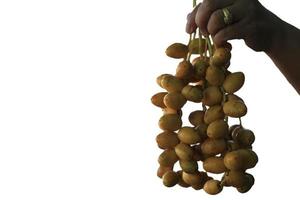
[151,0,258,195]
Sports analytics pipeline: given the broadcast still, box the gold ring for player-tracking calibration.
[222,8,233,25]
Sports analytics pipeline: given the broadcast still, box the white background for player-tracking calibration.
[0,0,299,199]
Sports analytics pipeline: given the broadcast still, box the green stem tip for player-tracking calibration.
[193,0,197,7]
[206,37,213,57]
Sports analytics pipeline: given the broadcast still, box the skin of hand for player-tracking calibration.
[186,0,300,94]
[186,0,277,51]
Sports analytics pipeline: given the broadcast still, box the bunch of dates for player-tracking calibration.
[151,35,258,195]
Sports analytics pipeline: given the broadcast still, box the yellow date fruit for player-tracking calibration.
[178,126,201,144]
[175,61,194,80]
[157,165,173,178]
[237,173,255,193]
[177,170,190,187]
[227,140,241,151]
[203,180,223,195]
[226,94,244,102]
[207,119,229,139]
[204,105,225,124]
[182,171,208,186]
[201,138,227,156]
[191,173,210,190]
[210,47,231,67]
[162,171,179,187]
[181,85,203,103]
[193,144,211,161]
[202,86,223,106]
[161,75,186,93]
[156,131,180,149]
[158,114,182,131]
[188,110,205,126]
[163,92,187,110]
[229,124,242,136]
[203,157,227,174]
[195,123,208,142]
[223,100,247,118]
[233,128,255,147]
[165,43,189,59]
[158,149,178,167]
[162,108,182,116]
[224,171,248,188]
[205,66,225,86]
[192,57,209,80]
[224,149,258,170]
[179,160,199,173]
[156,74,172,88]
[188,38,206,54]
[175,143,194,161]
[151,92,167,108]
[223,72,245,94]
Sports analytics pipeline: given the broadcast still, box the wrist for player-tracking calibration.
[264,11,287,55]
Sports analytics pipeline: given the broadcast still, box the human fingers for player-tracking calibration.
[207,3,245,37]
[213,20,246,46]
[186,4,201,34]
[195,0,235,36]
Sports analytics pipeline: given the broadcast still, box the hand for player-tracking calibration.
[186,0,281,52]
